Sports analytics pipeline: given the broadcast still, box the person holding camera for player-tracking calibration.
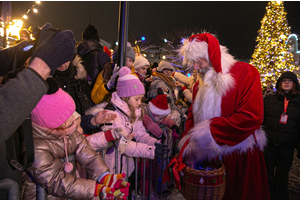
[0,22,76,199]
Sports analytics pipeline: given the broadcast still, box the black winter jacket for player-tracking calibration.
[76,40,111,87]
[52,57,94,115]
[263,91,300,149]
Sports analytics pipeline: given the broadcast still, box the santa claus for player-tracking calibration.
[178,33,270,200]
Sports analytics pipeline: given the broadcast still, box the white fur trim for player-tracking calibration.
[72,56,87,80]
[178,120,267,162]
[178,39,209,67]
[178,37,236,74]
[192,68,235,124]
[148,102,170,116]
[85,102,108,116]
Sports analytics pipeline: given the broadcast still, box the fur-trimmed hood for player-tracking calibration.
[72,55,87,80]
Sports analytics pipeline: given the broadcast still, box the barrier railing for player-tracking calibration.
[3,118,186,200]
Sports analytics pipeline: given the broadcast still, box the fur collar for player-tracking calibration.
[72,56,87,80]
[193,68,235,124]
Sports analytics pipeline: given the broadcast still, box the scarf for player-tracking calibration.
[152,72,176,90]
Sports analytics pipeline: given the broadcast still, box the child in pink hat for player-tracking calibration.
[86,67,169,196]
[22,79,130,200]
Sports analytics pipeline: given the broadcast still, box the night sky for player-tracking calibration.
[11,1,300,59]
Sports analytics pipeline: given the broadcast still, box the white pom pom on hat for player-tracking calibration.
[116,67,145,97]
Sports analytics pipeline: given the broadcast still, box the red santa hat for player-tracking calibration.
[148,95,171,116]
[179,33,222,73]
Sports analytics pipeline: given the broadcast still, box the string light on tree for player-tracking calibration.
[250,1,295,88]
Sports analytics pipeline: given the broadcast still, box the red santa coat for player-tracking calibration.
[179,61,270,200]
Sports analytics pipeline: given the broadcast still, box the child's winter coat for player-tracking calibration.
[21,123,109,200]
[86,92,158,176]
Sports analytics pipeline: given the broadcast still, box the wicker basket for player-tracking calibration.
[179,155,226,200]
[174,139,226,200]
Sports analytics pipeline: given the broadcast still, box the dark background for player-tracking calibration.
[11,1,300,59]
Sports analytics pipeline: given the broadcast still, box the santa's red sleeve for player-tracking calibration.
[210,63,263,146]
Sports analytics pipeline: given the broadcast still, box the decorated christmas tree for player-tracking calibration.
[250,1,295,88]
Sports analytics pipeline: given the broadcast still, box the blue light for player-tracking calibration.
[164,39,167,43]
[141,36,145,41]
[187,73,191,77]
[181,38,184,44]
[115,41,118,45]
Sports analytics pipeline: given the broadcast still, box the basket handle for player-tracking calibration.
[177,138,191,163]
[163,138,190,190]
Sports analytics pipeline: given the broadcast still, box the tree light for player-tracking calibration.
[164,39,167,43]
[141,36,145,41]
[22,15,28,19]
[33,8,38,13]
[115,41,118,45]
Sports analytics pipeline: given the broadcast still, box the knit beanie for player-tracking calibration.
[31,85,76,129]
[116,67,145,97]
[157,60,175,72]
[134,55,150,70]
[20,29,30,38]
[82,24,100,42]
[148,95,171,116]
[112,42,136,63]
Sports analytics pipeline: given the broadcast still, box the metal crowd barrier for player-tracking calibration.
[16,118,187,200]
[0,179,20,200]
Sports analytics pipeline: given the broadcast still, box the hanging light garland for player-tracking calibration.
[0,1,41,45]
[22,1,40,20]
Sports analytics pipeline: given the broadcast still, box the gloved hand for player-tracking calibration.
[31,22,76,74]
[154,143,170,157]
[159,134,166,144]
[112,127,129,139]
[172,129,180,143]
[95,183,129,199]
[107,65,119,89]
[100,173,130,188]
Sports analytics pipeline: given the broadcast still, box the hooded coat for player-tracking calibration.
[262,71,300,199]
[263,71,300,148]
[76,40,111,87]
[85,92,157,176]
[52,56,94,115]
[21,124,109,200]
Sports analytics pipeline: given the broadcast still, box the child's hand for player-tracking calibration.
[175,81,184,88]
[126,132,135,140]
[91,110,117,126]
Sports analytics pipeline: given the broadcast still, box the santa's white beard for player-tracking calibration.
[192,66,235,124]
[198,66,212,75]
[193,68,222,124]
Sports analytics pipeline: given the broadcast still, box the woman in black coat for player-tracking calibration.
[263,71,300,200]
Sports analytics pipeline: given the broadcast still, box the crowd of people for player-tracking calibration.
[0,22,299,200]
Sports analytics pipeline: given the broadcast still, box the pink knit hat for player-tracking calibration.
[31,88,76,129]
[116,67,145,97]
